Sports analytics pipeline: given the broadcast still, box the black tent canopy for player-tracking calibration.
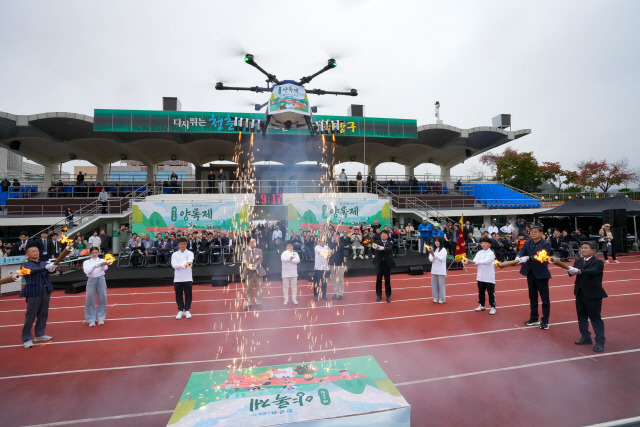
[539,196,640,217]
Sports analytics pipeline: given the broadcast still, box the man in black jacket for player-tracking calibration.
[10,231,30,256]
[35,231,54,262]
[567,241,607,352]
[372,230,396,302]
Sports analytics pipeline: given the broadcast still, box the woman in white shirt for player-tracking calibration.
[88,231,102,251]
[428,237,448,304]
[82,247,112,326]
[281,242,300,305]
[466,237,497,315]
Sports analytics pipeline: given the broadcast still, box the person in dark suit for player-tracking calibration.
[35,231,54,262]
[517,226,553,330]
[372,230,396,302]
[50,233,63,259]
[565,241,607,352]
[10,231,30,257]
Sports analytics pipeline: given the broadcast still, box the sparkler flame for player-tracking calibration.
[332,133,335,142]
[424,244,431,250]
[534,250,549,263]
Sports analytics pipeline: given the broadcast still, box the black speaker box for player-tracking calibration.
[611,228,627,253]
[65,281,86,294]
[408,266,424,275]
[9,140,21,151]
[603,209,626,228]
[211,276,228,287]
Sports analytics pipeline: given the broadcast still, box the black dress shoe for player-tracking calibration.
[575,337,593,345]
[244,306,250,311]
[315,295,320,301]
[332,294,338,300]
[322,295,328,301]
[256,304,262,310]
[593,344,604,352]
[376,296,382,302]
[337,295,343,300]
[386,297,391,303]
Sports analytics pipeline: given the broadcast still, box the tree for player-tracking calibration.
[480,148,543,192]
[538,162,577,192]
[575,160,639,193]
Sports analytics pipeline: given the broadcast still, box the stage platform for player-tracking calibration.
[50,251,446,289]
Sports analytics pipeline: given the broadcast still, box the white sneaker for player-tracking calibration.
[184,311,192,319]
[359,255,364,259]
[293,300,299,305]
[489,307,496,315]
[176,311,184,319]
[284,299,289,305]
[24,340,33,348]
[605,260,610,263]
[98,320,105,325]
[475,305,485,311]
[438,300,445,304]
[433,299,438,303]
[353,255,357,260]
[88,321,96,327]
[614,260,620,264]
[364,255,369,259]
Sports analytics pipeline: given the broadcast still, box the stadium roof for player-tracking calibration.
[0,110,530,170]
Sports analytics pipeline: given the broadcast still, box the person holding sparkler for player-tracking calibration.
[172,237,195,318]
[242,238,266,310]
[516,226,553,330]
[281,241,300,305]
[20,243,58,348]
[313,239,331,301]
[427,237,448,304]
[465,237,497,314]
[82,247,113,326]
[373,230,395,302]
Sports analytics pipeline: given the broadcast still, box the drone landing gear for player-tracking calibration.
[304,115,317,137]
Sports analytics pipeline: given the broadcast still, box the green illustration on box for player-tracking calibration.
[167,356,410,426]
[287,199,390,232]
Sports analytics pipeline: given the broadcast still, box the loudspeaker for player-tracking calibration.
[9,140,21,151]
[611,228,627,253]
[211,275,228,287]
[603,209,626,228]
[65,281,86,294]
[408,266,424,275]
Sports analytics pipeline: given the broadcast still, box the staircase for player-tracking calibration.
[375,184,455,226]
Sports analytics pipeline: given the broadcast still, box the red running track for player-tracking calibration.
[0,256,639,426]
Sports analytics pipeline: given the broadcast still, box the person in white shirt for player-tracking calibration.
[171,237,194,319]
[272,226,283,249]
[82,247,113,326]
[466,237,497,314]
[500,221,514,235]
[281,242,300,305]
[313,239,330,301]
[487,220,499,236]
[428,237,448,304]
[88,231,102,251]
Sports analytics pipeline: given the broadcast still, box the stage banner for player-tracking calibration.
[287,199,390,232]
[167,356,410,426]
[268,83,310,116]
[132,201,250,236]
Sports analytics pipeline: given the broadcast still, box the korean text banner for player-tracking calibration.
[132,201,250,236]
[287,199,390,232]
[167,356,410,426]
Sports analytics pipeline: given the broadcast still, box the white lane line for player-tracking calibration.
[0,292,637,350]
[22,410,174,426]
[3,266,638,303]
[1,274,636,316]
[584,415,640,427]
[1,277,637,329]
[395,348,640,387]
[1,313,637,381]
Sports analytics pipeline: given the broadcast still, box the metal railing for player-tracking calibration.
[375,184,455,226]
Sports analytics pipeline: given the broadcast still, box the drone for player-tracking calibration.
[215,54,357,136]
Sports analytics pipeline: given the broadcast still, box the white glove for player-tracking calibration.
[568,267,579,275]
[517,256,529,264]
[45,263,57,273]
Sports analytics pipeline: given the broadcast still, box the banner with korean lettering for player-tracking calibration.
[268,83,310,116]
[167,356,410,426]
[132,201,250,236]
[287,199,390,232]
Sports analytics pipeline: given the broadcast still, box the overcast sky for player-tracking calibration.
[1,0,639,179]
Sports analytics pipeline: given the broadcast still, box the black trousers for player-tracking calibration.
[101,201,108,214]
[174,281,193,311]
[601,242,617,261]
[576,294,605,345]
[375,264,391,298]
[313,270,327,297]
[527,272,550,323]
[22,288,51,342]
[477,281,496,307]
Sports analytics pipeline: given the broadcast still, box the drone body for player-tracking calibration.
[215,54,357,135]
